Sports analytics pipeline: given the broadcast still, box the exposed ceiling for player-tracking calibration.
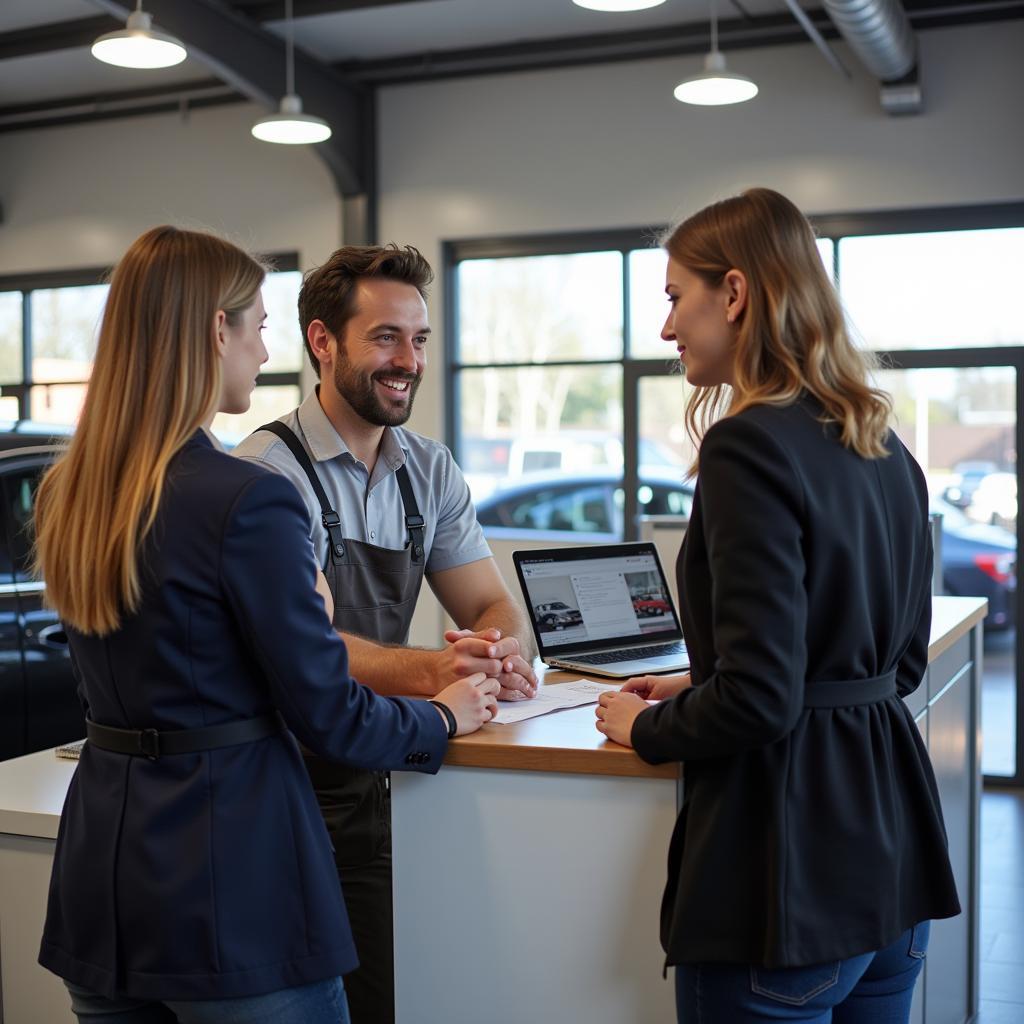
[1,0,1021,197]
[3,0,1022,110]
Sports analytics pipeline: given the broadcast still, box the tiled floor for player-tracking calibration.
[978,787,1024,1022]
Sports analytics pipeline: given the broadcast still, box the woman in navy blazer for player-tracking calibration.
[596,189,959,1023]
[33,226,499,1023]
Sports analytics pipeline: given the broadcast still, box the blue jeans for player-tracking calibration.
[676,922,930,1024]
[65,976,350,1024]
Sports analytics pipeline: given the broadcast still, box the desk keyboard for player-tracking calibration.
[570,642,687,666]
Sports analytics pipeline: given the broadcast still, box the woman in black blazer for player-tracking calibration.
[596,189,959,1023]
[34,227,499,1023]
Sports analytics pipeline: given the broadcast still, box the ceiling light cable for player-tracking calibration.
[252,0,332,145]
[673,0,759,106]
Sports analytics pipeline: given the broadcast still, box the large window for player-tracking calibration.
[448,233,698,538]
[447,205,1024,785]
[0,257,304,443]
[450,235,837,516]
[838,228,1024,350]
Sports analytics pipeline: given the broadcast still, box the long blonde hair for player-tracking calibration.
[664,188,891,467]
[34,226,266,635]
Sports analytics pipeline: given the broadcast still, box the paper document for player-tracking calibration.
[491,679,622,725]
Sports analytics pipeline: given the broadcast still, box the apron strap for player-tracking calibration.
[257,421,347,565]
[395,465,426,564]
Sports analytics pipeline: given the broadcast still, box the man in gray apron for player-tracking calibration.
[234,244,536,1024]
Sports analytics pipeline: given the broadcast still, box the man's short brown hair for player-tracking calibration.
[298,244,433,378]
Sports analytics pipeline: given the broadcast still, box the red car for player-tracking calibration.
[632,595,670,617]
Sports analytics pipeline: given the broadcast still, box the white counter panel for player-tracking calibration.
[392,766,679,1024]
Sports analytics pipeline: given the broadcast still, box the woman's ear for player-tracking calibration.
[723,269,748,324]
[213,310,228,356]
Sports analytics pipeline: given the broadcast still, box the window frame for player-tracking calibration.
[0,252,303,423]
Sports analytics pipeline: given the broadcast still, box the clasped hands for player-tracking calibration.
[595,672,692,748]
[440,627,538,702]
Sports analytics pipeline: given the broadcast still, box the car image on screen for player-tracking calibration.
[533,601,584,631]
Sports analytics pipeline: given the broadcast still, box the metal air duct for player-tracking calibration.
[822,0,916,81]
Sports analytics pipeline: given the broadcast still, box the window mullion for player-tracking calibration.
[20,291,31,421]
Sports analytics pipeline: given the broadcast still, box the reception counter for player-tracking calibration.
[394,595,985,1024]
[0,596,986,1024]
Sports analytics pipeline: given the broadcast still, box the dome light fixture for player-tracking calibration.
[674,0,758,106]
[572,0,667,10]
[252,0,331,145]
[91,1,187,70]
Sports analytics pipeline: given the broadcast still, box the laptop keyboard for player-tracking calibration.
[570,642,687,666]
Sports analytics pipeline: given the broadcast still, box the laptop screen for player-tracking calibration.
[514,543,682,656]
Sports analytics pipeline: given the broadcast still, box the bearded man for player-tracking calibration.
[234,245,535,1024]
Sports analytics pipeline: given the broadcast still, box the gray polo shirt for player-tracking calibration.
[232,389,492,574]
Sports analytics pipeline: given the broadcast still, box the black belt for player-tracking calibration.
[86,713,283,760]
[803,670,897,709]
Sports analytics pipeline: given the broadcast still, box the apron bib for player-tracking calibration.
[258,422,426,868]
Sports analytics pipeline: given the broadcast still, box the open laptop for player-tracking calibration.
[513,542,689,679]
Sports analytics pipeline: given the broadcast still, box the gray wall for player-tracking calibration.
[0,102,342,277]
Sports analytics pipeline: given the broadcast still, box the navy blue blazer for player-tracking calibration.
[632,397,960,968]
[39,432,447,1000]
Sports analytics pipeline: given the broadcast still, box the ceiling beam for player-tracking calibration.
[88,0,368,196]
[1,1,1020,134]
[333,2,1024,85]
[0,78,238,134]
[338,11,824,85]
[0,16,119,61]
[2,0,1019,65]
[231,0,427,19]
[0,0,428,60]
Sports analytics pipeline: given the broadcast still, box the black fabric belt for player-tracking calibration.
[86,713,283,760]
[803,670,897,709]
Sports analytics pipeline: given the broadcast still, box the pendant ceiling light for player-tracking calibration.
[674,0,758,106]
[91,1,186,70]
[252,0,332,145]
[572,0,667,10]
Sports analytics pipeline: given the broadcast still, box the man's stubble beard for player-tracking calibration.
[331,349,421,428]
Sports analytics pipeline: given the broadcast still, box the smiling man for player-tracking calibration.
[233,244,535,1024]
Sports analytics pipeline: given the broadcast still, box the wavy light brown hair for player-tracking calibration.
[34,226,266,635]
[664,188,891,466]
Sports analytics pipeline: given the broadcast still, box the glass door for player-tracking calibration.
[628,359,1023,783]
[876,364,1020,781]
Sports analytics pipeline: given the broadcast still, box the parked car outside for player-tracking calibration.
[942,460,1000,510]
[0,431,82,761]
[964,471,1017,530]
[932,497,1016,630]
[474,469,695,540]
[477,472,1016,633]
[0,425,246,762]
[461,432,683,504]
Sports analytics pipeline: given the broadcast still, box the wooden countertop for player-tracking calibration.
[0,596,990,838]
[444,674,680,781]
[444,594,989,778]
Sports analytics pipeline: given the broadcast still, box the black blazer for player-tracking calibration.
[632,397,960,968]
[39,432,447,1001]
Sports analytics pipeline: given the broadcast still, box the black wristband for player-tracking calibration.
[429,699,458,739]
